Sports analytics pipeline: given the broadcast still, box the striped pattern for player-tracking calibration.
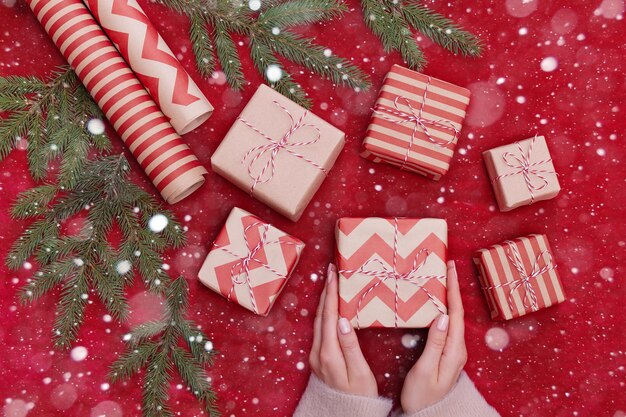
[27,0,207,204]
[198,208,305,316]
[362,64,471,180]
[84,0,213,134]
[336,217,448,328]
[473,234,565,320]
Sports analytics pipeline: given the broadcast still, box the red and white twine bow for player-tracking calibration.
[339,218,446,328]
[372,76,460,170]
[213,222,298,315]
[238,100,327,194]
[494,135,556,203]
[482,242,556,313]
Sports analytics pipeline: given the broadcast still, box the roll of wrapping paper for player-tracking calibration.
[83,0,213,134]
[27,0,207,204]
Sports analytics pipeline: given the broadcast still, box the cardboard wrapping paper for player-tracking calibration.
[336,217,448,328]
[211,84,345,221]
[483,135,560,212]
[198,207,305,316]
[84,0,213,134]
[473,234,565,320]
[27,0,207,204]
[362,64,470,180]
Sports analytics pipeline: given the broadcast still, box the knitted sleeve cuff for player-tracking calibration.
[293,374,393,417]
[402,372,500,417]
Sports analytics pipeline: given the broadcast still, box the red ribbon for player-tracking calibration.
[339,218,446,328]
[372,76,460,170]
[238,100,327,194]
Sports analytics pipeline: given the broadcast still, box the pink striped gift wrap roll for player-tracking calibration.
[27,0,207,204]
[83,0,213,134]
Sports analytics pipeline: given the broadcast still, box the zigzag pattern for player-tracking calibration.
[84,0,213,134]
[198,208,305,316]
[336,218,448,328]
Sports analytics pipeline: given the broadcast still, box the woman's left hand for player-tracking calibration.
[308,263,379,397]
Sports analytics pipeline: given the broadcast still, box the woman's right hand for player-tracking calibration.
[308,263,379,397]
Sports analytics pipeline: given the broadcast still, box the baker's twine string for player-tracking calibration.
[238,100,327,194]
[372,76,460,170]
[493,134,557,203]
[482,241,556,313]
[339,218,446,328]
[213,221,300,315]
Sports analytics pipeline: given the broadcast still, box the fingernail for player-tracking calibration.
[338,317,351,335]
[436,314,449,331]
[327,263,336,283]
[447,260,456,271]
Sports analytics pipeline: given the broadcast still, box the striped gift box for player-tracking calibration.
[362,65,471,180]
[473,234,565,320]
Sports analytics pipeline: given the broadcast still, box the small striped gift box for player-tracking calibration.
[362,65,471,180]
[473,234,566,320]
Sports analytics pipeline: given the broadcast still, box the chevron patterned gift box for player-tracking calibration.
[473,234,565,320]
[336,217,448,329]
[198,207,305,316]
[361,64,470,180]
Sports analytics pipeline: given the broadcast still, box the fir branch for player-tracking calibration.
[155,0,370,108]
[0,66,110,180]
[189,13,216,77]
[360,0,481,70]
[110,277,218,417]
[212,19,246,89]
[402,3,482,57]
[8,155,184,347]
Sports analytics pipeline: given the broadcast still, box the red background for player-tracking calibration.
[1,0,625,416]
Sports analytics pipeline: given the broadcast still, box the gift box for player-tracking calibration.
[483,135,560,211]
[198,207,305,316]
[473,234,565,320]
[361,64,471,180]
[336,217,448,328]
[211,84,345,221]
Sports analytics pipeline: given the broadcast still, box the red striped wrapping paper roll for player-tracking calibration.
[83,0,213,134]
[27,0,207,204]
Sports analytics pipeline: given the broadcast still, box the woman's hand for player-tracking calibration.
[308,263,378,397]
[400,260,468,413]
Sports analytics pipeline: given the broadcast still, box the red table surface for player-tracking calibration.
[1,0,625,416]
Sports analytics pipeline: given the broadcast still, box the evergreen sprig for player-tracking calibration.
[157,0,370,108]
[110,277,218,417]
[0,67,110,188]
[360,0,482,69]
[7,155,185,348]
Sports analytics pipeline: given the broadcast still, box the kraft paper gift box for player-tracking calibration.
[211,84,345,222]
[336,217,448,329]
[473,234,565,320]
[198,207,305,316]
[483,135,561,212]
[361,64,471,180]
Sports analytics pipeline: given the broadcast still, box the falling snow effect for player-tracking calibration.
[147,213,168,232]
[0,1,624,416]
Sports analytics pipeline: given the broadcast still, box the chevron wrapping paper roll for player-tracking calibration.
[198,207,305,316]
[26,0,207,204]
[361,64,471,180]
[483,135,561,212]
[473,234,565,320]
[84,0,213,134]
[336,217,448,329]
